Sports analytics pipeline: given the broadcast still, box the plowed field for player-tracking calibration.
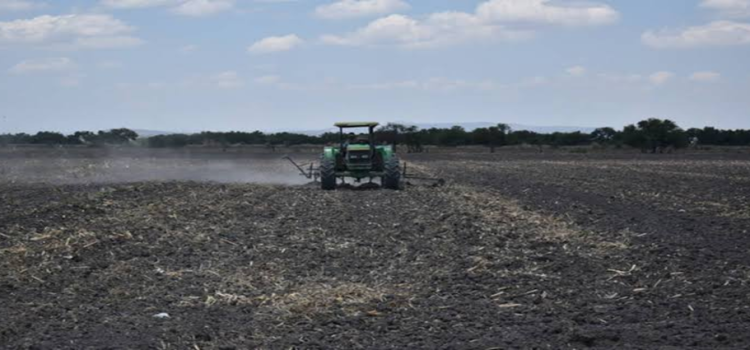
[2,149,749,349]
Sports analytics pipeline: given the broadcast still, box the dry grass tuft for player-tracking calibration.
[205,283,398,317]
[262,283,391,315]
[442,185,629,252]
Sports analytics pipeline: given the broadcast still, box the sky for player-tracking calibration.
[1,0,749,133]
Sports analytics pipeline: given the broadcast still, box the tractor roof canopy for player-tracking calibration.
[335,122,379,129]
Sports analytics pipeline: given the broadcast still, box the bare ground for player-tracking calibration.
[1,148,749,349]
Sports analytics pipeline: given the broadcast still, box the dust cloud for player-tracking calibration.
[0,146,316,185]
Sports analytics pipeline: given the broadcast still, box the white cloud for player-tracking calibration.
[520,75,548,87]
[566,65,586,76]
[0,14,142,49]
[649,71,674,85]
[476,0,619,26]
[172,0,234,17]
[347,76,551,91]
[254,75,281,84]
[642,20,750,48]
[100,0,178,9]
[73,35,143,49]
[248,73,561,92]
[321,12,531,48]
[0,0,44,11]
[253,74,504,92]
[321,0,617,49]
[597,71,677,86]
[351,78,497,91]
[248,34,303,54]
[9,57,74,74]
[700,0,750,18]
[690,71,721,82]
[0,14,131,42]
[251,74,309,90]
[101,0,234,16]
[315,0,409,20]
[348,79,420,90]
[211,71,244,88]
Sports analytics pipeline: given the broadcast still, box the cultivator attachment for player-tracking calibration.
[284,156,444,189]
[401,162,445,188]
[283,156,319,182]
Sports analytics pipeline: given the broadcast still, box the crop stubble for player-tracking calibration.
[1,150,749,349]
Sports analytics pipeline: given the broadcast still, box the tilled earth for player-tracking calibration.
[1,149,750,349]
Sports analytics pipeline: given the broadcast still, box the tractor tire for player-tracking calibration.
[320,156,337,190]
[383,156,401,190]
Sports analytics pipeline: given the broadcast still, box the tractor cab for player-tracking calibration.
[335,122,380,171]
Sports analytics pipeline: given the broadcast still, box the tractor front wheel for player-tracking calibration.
[383,156,401,190]
[320,157,337,190]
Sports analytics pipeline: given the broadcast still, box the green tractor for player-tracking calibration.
[319,122,401,190]
[284,122,443,190]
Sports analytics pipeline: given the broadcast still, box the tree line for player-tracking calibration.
[0,129,139,146]
[2,119,750,152]
[144,119,750,153]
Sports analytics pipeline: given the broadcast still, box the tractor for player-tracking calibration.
[319,122,400,190]
[284,122,443,190]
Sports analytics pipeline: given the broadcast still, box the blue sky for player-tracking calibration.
[1,0,749,133]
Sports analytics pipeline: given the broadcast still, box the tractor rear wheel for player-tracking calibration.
[383,156,401,190]
[320,156,337,190]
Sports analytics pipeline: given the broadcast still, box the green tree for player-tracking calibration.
[98,128,139,144]
[69,131,97,145]
[487,123,511,152]
[377,123,409,151]
[624,118,687,153]
[439,126,468,147]
[30,131,67,145]
[403,125,424,153]
[591,127,617,144]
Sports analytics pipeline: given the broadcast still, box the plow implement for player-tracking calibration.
[400,162,445,187]
[284,155,444,189]
[283,156,319,182]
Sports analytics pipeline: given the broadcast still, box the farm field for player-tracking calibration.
[1,148,750,349]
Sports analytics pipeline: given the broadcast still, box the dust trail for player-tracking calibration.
[0,146,317,185]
